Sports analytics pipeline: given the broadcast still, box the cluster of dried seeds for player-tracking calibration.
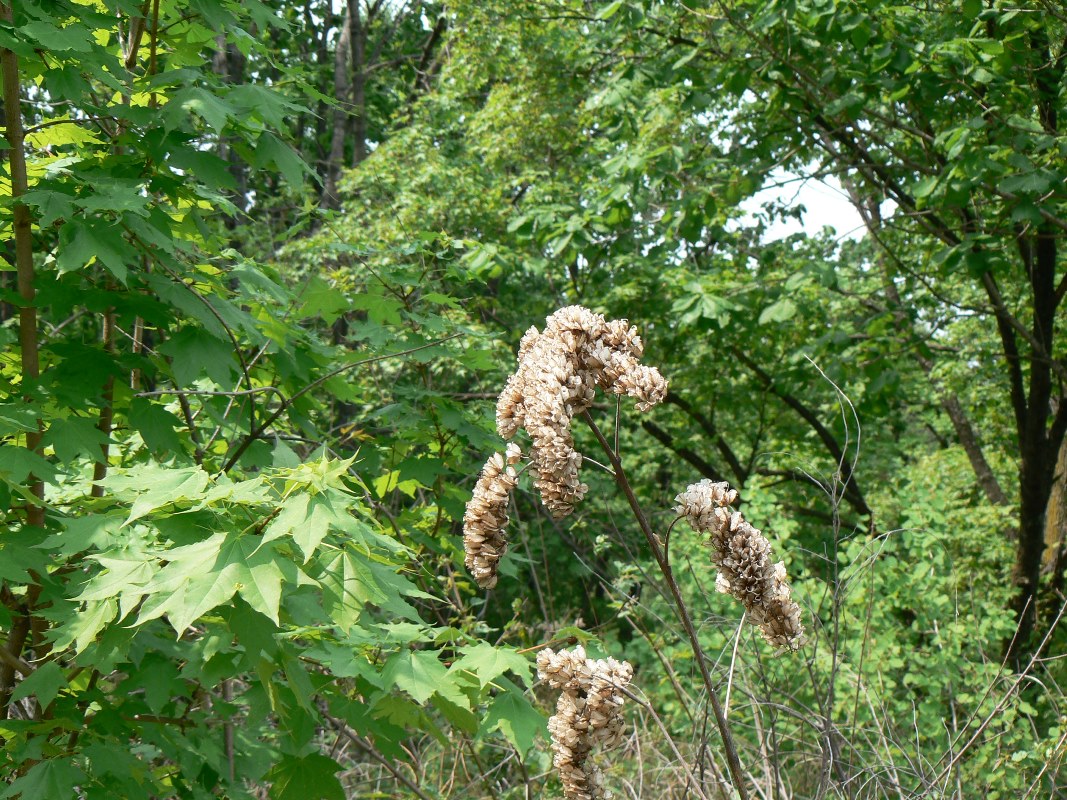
[464,306,667,587]
[462,443,522,588]
[675,479,804,649]
[495,306,667,518]
[537,645,633,800]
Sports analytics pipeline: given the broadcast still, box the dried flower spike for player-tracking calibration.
[675,479,804,650]
[537,645,633,800]
[462,444,522,588]
[493,305,668,518]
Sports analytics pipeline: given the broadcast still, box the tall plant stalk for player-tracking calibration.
[581,410,750,800]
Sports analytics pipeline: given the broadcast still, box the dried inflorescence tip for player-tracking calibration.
[463,443,523,588]
[493,306,668,519]
[675,479,804,650]
[465,306,666,586]
[537,645,633,800]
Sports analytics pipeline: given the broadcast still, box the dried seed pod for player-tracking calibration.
[537,645,633,799]
[490,306,668,518]
[675,479,804,650]
[462,444,522,588]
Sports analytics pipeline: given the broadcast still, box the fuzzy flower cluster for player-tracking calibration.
[537,645,634,800]
[675,479,804,650]
[463,443,522,588]
[495,306,668,518]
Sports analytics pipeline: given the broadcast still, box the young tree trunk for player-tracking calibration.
[1,6,40,516]
[321,3,354,209]
[0,1,43,718]
[347,0,367,167]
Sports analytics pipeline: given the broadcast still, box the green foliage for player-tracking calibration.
[282,0,1065,795]
[3,0,1065,797]
[0,2,541,798]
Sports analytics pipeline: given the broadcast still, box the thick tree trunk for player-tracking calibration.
[212,35,248,223]
[312,6,334,168]
[1043,434,1067,577]
[1007,226,1062,664]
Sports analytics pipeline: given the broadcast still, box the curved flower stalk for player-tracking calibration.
[675,479,804,650]
[537,645,633,800]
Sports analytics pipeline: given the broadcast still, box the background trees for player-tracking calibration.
[1,0,1064,798]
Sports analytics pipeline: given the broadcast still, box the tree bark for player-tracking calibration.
[1043,432,1067,579]
[347,0,367,167]
[1008,225,1063,663]
[212,34,248,224]
[322,3,354,209]
[1,6,40,517]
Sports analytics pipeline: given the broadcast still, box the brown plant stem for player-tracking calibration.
[0,3,46,721]
[580,410,750,800]
[323,712,436,800]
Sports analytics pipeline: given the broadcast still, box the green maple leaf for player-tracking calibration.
[10,662,66,710]
[135,534,292,631]
[266,754,344,800]
[1,759,85,799]
[109,464,211,525]
[381,650,449,705]
[449,642,533,688]
[42,417,109,464]
[480,678,547,756]
[232,539,291,625]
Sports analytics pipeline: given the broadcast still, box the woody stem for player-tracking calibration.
[581,410,750,800]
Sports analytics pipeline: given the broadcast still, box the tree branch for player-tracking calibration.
[666,392,747,482]
[640,419,727,484]
[732,350,872,518]
[222,333,462,471]
[940,394,1011,506]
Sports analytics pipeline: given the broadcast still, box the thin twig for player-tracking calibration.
[222,332,462,471]
[323,712,437,800]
